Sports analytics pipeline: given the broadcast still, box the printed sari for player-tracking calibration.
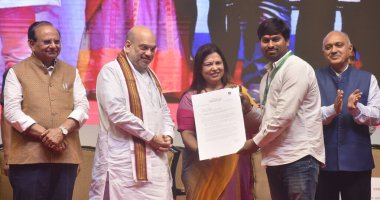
[177,86,258,200]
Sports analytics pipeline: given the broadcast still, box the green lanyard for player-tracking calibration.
[262,52,292,105]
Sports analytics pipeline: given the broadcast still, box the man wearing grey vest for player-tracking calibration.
[315,31,380,200]
[3,21,89,200]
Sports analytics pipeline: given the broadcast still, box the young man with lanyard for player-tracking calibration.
[240,17,325,200]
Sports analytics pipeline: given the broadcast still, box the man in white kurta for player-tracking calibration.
[89,26,175,200]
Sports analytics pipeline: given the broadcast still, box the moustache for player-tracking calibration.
[141,55,152,60]
[267,47,278,50]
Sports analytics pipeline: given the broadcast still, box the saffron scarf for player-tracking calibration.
[116,50,162,181]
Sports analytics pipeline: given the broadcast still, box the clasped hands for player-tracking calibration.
[334,89,362,114]
[40,128,67,152]
[149,134,172,152]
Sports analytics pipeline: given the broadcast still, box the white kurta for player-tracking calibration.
[89,58,175,200]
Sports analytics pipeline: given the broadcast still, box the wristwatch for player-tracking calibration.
[59,126,69,136]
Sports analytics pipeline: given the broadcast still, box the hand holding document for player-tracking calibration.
[192,87,246,160]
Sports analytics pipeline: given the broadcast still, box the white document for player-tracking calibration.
[192,87,246,160]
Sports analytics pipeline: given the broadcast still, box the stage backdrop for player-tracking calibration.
[1,0,379,95]
[0,0,379,130]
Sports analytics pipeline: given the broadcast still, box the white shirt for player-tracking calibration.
[253,51,325,166]
[90,57,174,200]
[4,67,89,132]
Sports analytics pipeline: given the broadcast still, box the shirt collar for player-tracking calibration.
[266,50,292,72]
[46,60,57,71]
[330,64,349,77]
[30,54,57,72]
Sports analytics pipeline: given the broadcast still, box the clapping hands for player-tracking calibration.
[348,89,362,111]
[334,89,362,114]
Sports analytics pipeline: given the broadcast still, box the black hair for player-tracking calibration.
[190,43,232,93]
[257,17,290,40]
[28,21,60,41]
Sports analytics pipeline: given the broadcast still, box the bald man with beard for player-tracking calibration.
[89,26,175,200]
[315,31,380,200]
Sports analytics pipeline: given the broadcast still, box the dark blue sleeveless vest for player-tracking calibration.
[316,66,373,171]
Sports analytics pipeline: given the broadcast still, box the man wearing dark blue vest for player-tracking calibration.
[315,31,380,200]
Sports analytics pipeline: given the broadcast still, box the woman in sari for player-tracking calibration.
[177,43,262,200]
